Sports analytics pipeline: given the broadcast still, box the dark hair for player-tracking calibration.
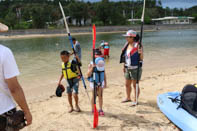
[95,48,102,55]
[60,50,70,56]
[134,34,140,42]
[72,37,76,41]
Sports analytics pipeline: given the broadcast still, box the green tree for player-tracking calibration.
[96,0,112,25]
[192,14,197,22]
[31,6,48,28]
[5,12,17,29]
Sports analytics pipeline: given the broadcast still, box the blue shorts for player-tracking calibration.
[66,78,79,94]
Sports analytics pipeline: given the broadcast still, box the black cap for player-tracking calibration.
[95,48,102,55]
[60,50,70,56]
[56,85,65,97]
[72,37,76,41]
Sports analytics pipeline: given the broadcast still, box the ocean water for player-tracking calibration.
[1,29,197,100]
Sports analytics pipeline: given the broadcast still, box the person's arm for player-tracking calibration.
[87,64,94,78]
[138,46,143,60]
[58,74,64,85]
[123,64,126,73]
[5,77,32,126]
[3,47,32,126]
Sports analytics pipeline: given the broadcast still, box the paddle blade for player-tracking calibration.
[141,0,146,22]
[93,104,98,128]
[92,24,96,49]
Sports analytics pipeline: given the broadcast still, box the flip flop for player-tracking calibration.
[121,99,131,103]
[68,108,74,113]
[75,107,81,112]
[130,102,137,107]
[99,110,104,116]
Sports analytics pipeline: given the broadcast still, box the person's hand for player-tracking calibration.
[138,47,143,54]
[24,110,32,126]
[123,67,126,73]
[77,75,81,79]
[75,55,81,63]
[90,64,96,71]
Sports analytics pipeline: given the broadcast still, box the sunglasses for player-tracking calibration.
[126,36,134,39]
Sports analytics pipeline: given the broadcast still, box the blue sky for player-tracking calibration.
[161,0,197,9]
[85,0,197,9]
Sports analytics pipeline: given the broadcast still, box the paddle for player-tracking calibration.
[136,0,146,105]
[92,24,99,128]
[59,2,90,101]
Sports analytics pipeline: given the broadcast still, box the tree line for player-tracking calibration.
[0,0,196,29]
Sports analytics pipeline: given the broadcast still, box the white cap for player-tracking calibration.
[123,30,137,37]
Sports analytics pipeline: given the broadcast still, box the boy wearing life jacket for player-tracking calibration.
[58,50,81,113]
[87,49,107,116]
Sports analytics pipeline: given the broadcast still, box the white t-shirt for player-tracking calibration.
[125,48,132,67]
[0,44,20,115]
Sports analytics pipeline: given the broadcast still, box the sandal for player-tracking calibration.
[75,107,81,112]
[121,99,131,103]
[130,102,137,107]
[99,110,104,116]
[68,108,74,113]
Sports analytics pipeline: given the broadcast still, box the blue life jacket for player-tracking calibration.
[104,45,109,49]
[88,57,105,85]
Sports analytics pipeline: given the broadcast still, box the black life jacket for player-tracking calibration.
[179,84,197,118]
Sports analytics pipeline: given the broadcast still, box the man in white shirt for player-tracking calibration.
[0,44,32,130]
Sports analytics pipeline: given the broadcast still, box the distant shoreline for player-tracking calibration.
[0,24,197,39]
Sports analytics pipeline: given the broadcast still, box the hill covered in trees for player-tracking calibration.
[0,0,196,29]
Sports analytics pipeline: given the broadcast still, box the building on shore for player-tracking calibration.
[127,19,141,24]
[56,17,91,27]
[152,16,194,25]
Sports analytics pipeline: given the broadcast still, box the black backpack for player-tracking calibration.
[179,84,197,118]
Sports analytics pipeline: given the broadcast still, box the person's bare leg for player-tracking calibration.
[125,79,132,101]
[91,90,94,112]
[73,93,80,112]
[68,93,74,113]
[98,87,103,111]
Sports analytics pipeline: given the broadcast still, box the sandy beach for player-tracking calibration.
[18,64,197,131]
